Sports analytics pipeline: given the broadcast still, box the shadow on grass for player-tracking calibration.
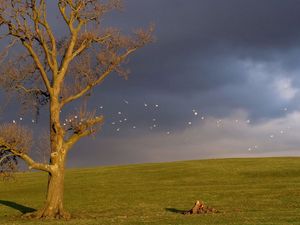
[0,200,36,214]
[165,208,185,214]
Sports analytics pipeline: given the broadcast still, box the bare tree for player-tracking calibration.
[0,0,153,219]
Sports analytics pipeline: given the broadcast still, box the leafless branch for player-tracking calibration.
[63,107,104,151]
[0,123,52,172]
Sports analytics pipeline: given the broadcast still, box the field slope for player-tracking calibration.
[1,157,300,225]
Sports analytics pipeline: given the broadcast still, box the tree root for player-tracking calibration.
[22,208,71,220]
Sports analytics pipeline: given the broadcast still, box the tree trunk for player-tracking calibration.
[30,95,71,219]
[24,165,70,219]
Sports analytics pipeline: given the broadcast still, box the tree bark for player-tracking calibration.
[25,78,70,219]
[25,164,70,219]
[41,167,67,218]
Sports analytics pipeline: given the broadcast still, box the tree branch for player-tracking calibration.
[61,47,137,106]
[71,34,111,59]
[58,22,83,78]
[1,147,52,173]
[1,3,53,95]
[64,115,104,151]
[22,41,52,94]
[58,2,70,26]
[15,84,48,96]
[0,153,14,164]
[32,0,58,75]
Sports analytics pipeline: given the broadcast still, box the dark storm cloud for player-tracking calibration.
[67,0,300,166]
[98,0,300,104]
[52,1,300,165]
[5,0,300,113]
[3,1,300,166]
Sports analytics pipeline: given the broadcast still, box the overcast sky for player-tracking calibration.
[3,0,300,167]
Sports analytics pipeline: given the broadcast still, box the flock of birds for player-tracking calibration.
[10,99,292,152]
[96,100,207,135]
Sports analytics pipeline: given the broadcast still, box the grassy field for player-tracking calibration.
[1,157,300,225]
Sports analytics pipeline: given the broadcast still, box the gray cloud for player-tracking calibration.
[3,1,300,166]
[93,0,300,120]
[68,110,300,167]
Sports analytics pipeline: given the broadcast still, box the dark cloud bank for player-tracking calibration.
[4,1,300,167]
[66,0,300,167]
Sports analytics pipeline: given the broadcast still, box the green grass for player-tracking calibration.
[1,157,300,225]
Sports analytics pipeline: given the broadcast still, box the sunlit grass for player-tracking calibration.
[1,157,300,225]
